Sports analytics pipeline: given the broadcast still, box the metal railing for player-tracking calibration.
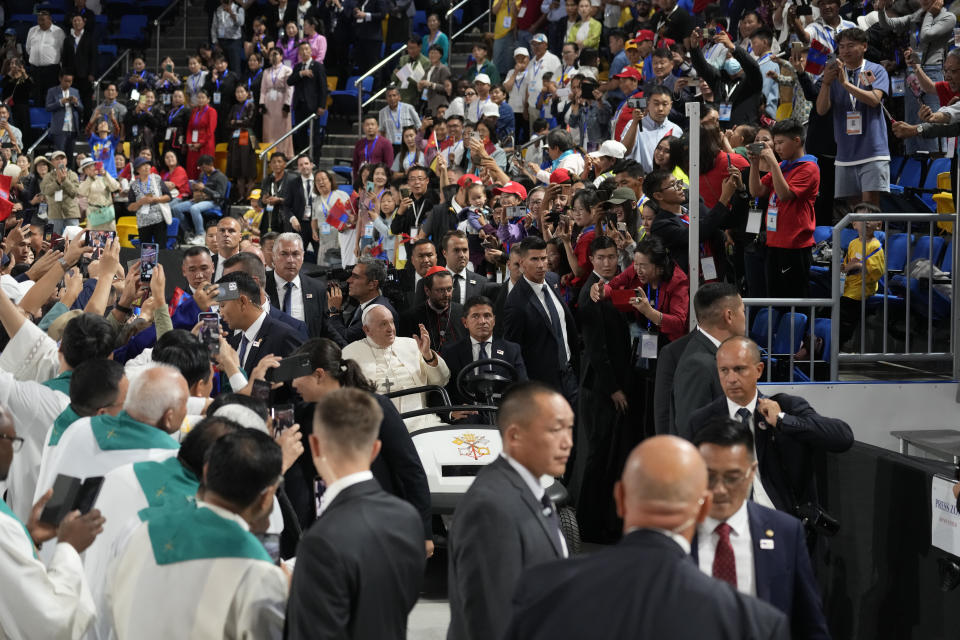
[259,113,318,180]
[445,0,491,41]
[741,298,834,383]
[828,213,957,380]
[93,49,132,105]
[27,130,49,157]
[153,0,188,70]
[353,47,407,127]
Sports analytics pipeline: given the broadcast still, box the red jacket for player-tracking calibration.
[603,262,690,342]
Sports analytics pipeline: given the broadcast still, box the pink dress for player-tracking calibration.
[259,63,294,158]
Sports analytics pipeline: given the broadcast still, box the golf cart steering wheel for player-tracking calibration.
[456,358,518,403]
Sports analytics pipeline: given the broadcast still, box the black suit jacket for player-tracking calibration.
[503,529,789,640]
[61,29,97,79]
[440,336,528,404]
[354,0,387,41]
[412,268,496,308]
[688,393,854,512]
[286,60,328,114]
[266,271,345,345]
[503,275,580,393]
[285,479,425,640]
[329,295,399,345]
[399,301,466,353]
[396,266,420,311]
[229,311,303,375]
[653,330,695,435]
[576,272,631,394]
[691,502,831,640]
[448,456,566,640]
[283,174,318,240]
[671,329,723,440]
[491,280,512,338]
[270,304,308,341]
[260,171,296,234]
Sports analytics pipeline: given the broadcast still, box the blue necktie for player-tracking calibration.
[540,286,567,365]
[238,334,249,368]
[283,281,294,315]
[737,407,751,425]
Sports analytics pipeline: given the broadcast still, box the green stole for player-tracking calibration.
[0,500,38,559]
[40,370,72,395]
[48,405,81,446]
[143,501,272,566]
[132,457,199,510]
[89,411,179,452]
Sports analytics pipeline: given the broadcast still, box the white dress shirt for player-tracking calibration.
[524,276,571,362]
[300,175,313,220]
[274,272,304,322]
[696,499,756,596]
[447,266,472,305]
[211,2,245,41]
[726,391,776,509]
[501,452,569,558]
[26,24,65,66]
[317,470,374,516]
[697,325,722,348]
[239,309,268,369]
[470,335,493,361]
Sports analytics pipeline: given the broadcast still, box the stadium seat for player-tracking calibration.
[165,217,180,250]
[204,182,232,219]
[116,216,139,248]
[839,228,858,252]
[107,15,148,47]
[942,240,953,273]
[750,307,781,351]
[329,76,373,114]
[315,109,329,148]
[897,158,922,188]
[412,11,428,37]
[340,184,353,195]
[813,318,832,364]
[813,226,832,244]
[885,233,913,272]
[889,156,906,183]
[29,108,51,131]
[772,311,808,354]
[913,235,946,266]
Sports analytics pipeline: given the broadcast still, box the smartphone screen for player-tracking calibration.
[251,378,271,403]
[43,223,53,243]
[272,404,295,433]
[198,311,220,354]
[89,230,116,260]
[140,243,159,282]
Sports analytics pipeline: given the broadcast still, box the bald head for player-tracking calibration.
[615,436,711,541]
[717,335,761,363]
[124,365,190,435]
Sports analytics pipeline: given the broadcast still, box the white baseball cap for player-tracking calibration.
[588,140,627,159]
[474,73,491,85]
[513,47,530,58]
[481,102,500,118]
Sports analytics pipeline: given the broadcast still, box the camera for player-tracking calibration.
[707,27,717,37]
[796,503,840,537]
[796,0,813,16]
[746,142,765,154]
[627,97,647,110]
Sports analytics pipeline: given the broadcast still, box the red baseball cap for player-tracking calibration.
[635,29,655,42]
[457,173,480,188]
[659,37,676,48]
[614,66,642,81]
[549,168,573,184]
[493,181,527,199]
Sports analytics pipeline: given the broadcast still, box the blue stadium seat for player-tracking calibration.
[772,312,808,354]
[412,10,428,37]
[813,226,832,244]
[204,182,232,219]
[897,158,922,188]
[165,217,180,249]
[315,109,329,148]
[889,156,906,183]
[107,15,148,47]
[920,158,951,212]
[750,307,781,351]
[885,233,913,272]
[942,240,953,273]
[839,228,858,252]
[913,235,946,266]
[328,76,373,114]
[813,318,832,363]
[332,165,353,184]
[339,184,353,195]
[29,108,51,130]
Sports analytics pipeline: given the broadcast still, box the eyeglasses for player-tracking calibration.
[661,180,684,192]
[707,472,750,490]
[0,434,24,452]
[464,91,477,96]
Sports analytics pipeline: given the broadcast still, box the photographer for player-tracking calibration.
[688,27,764,127]
[790,0,855,52]
[566,75,611,151]
[621,85,680,172]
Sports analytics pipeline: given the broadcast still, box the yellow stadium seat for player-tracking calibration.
[933,171,954,233]
[215,143,228,173]
[116,216,139,248]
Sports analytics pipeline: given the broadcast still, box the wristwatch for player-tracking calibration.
[916,123,926,136]
[57,257,71,271]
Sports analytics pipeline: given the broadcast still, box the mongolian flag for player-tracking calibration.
[805,39,830,76]
[325,199,350,231]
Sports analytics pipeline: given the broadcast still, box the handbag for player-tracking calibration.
[151,174,172,225]
[86,203,116,227]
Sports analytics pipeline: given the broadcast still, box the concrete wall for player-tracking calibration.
[758,381,959,452]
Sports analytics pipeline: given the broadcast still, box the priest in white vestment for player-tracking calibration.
[105,429,288,640]
[0,404,106,640]
[342,304,450,431]
[0,309,117,521]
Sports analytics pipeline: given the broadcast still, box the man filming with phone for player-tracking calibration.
[621,85,679,173]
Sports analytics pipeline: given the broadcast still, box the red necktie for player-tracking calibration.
[712,522,737,589]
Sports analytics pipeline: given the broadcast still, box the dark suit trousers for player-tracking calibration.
[292,105,314,159]
[575,386,626,544]
[51,131,77,168]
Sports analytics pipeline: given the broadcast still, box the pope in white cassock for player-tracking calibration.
[0,403,107,640]
[342,303,451,431]
[105,429,288,640]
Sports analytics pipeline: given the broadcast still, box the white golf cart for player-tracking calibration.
[387,357,581,553]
